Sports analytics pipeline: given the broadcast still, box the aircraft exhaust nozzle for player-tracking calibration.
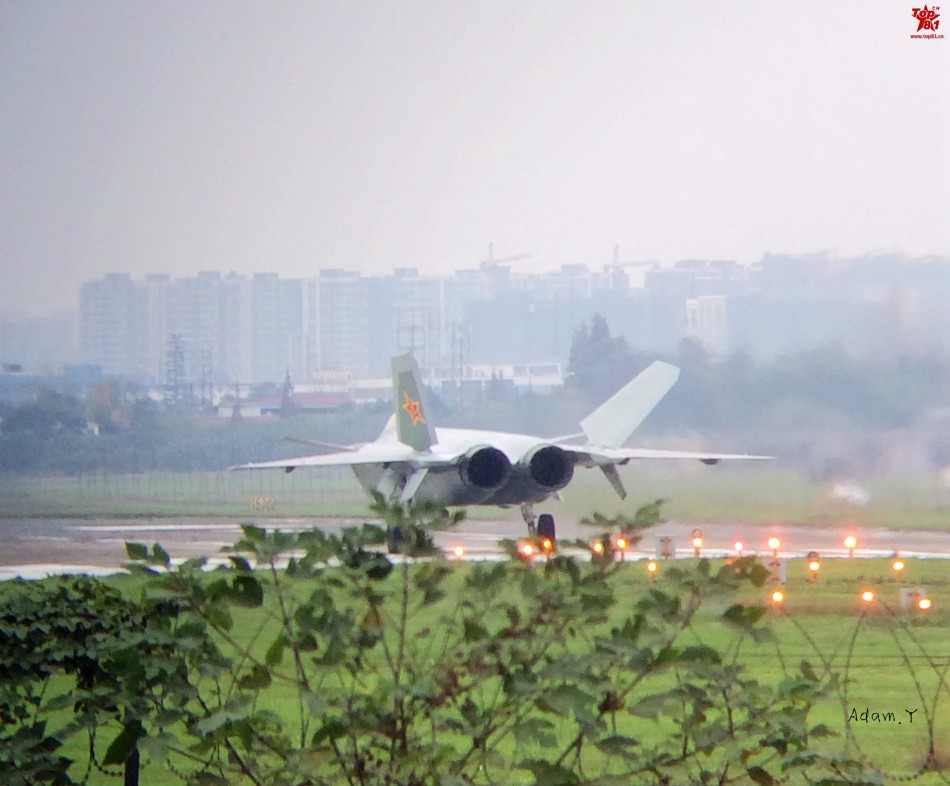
[526,445,574,491]
[459,446,511,491]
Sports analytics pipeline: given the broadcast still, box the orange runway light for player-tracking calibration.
[690,528,704,557]
[591,540,605,556]
[734,540,744,554]
[615,536,629,562]
[770,589,785,606]
[646,559,658,579]
[860,589,876,604]
[844,535,857,557]
[519,542,535,559]
[767,536,781,551]
[918,597,932,611]
[452,545,465,560]
[806,550,821,583]
[891,556,905,576]
[541,537,554,553]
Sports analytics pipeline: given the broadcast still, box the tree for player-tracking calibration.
[0,574,187,786]
[567,313,642,406]
[279,370,296,417]
[0,389,85,439]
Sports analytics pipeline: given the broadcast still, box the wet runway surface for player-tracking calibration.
[5,514,950,580]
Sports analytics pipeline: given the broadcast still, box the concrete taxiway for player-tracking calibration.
[4,514,950,581]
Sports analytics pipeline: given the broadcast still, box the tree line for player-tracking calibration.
[3,315,950,475]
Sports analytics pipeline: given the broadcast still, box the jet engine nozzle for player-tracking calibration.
[458,445,512,491]
[525,444,574,491]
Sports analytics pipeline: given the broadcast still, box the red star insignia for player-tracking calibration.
[402,392,425,426]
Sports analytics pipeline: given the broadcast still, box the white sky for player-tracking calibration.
[1,1,947,315]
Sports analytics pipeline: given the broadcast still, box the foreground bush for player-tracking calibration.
[1,498,879,785]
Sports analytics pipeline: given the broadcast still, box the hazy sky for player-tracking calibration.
[2,1,947,315]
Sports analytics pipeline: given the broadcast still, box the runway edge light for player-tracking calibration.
[691,528,704,558]
[844,534,857,558]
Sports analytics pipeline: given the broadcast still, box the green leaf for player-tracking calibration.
[722,603,768,638]
[195,709,242,737]
[315,633,345,666]
[229,574,263,607]
[520,759,581,786]
[265,633,288,667]
[125,542,148,561]
[150,543,171,567]
[237,664,272,690]
[463,617,488,643]
[511,717,558,748]
[800,660,818,682]
[240,523,267,543]
[678,644,722,665]
[747,765,776,786]
[595,734,640,759]
[536,684,597,725]
[102,720,145,766]
[205,602,233,631]
[179,556,208,572]
[627,689,683,719]
[312,718,347,745]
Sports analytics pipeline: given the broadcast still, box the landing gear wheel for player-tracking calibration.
[537,513,556,545]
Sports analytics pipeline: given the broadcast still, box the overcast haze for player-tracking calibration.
[1,1,947,316]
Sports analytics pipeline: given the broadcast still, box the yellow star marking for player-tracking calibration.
[402,392,425,426]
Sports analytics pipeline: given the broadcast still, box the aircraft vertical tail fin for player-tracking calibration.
[580,361,680,448]
[391,353,437,451]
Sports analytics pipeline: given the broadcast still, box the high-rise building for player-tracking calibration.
[306,269,369,378]
[80,274,146,378]
[251,273,304,385]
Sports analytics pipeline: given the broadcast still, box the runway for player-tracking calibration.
[4,514,950,580]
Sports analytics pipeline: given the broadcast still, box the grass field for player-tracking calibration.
[15,554,948,785]
[4,465,950,529]
[553,464,950,531]
[4,467,950,782]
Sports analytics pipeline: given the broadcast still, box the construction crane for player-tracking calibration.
[479,242,532,271]
[603,245,659,275]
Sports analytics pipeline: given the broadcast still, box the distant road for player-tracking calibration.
[4,515,950,580]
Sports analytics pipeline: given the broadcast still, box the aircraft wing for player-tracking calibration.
[564,445,772,467]
[592,447,771,463]
[560,445,771,499]
[231,444,466,471]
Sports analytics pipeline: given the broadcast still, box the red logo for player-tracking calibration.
[912,5,940,31]
[402,392,425,426]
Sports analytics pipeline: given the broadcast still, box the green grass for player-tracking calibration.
[0,470,501,519]
[4,466,950,528]
[552,464,950,530]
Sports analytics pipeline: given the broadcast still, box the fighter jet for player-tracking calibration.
[234,353,767,535]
